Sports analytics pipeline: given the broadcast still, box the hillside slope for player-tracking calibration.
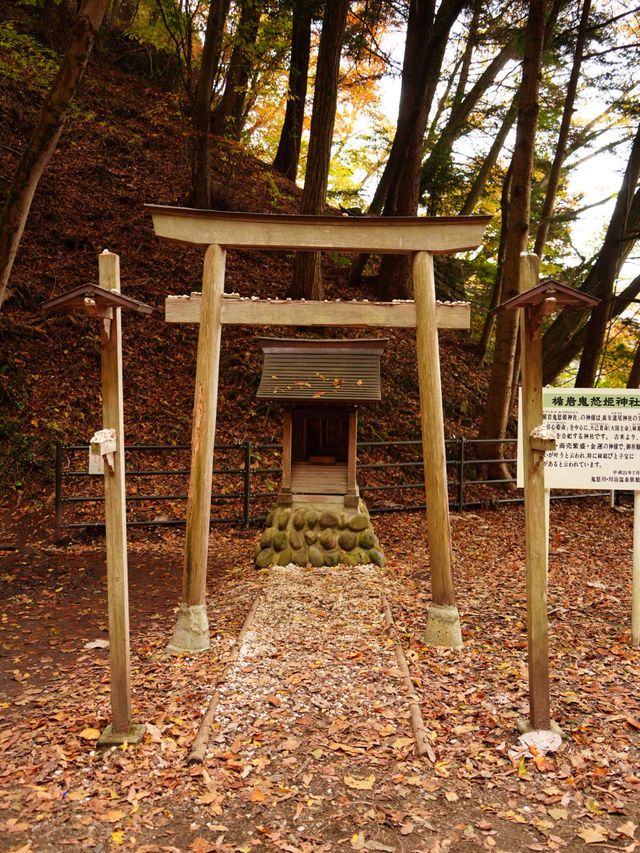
[0,7,489,502]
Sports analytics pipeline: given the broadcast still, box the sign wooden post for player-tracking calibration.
[413,251,462,647]
[167,244,226,653]
[498,260,598,732]
[96,251,145,745]
[41,267,152,745]
[519,254,552,731]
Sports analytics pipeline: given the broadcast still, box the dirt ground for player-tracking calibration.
[1,498,640,852]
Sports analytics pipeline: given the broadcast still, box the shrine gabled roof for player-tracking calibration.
[257,338,387,403]
[41,283,153,314]
[492,279,599,313]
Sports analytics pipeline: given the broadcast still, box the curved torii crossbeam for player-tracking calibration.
[147,205,491,653]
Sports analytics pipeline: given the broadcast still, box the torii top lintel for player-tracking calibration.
[146,205,491,255]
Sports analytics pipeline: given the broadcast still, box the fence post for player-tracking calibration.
[457,438,465,512]
[54,442,63,542]
[243,442,251,529]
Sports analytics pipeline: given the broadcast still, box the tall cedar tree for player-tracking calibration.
[0,0,111,310]
[273,0,315,180]
[476,0,547,472]
[533,0,591,256]
[575,122,640,386]
[350,0,468,297]
[541,138,640,384]
[211,0,264,139]
[191,0,231,208]
[289,0,350,299]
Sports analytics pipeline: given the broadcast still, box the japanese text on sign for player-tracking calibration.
[517,388,640,490]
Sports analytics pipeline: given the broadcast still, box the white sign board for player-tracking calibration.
[517,388,640,490]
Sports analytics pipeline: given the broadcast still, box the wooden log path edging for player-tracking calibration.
[188,566,433,764]
[188,591,263,765]
[380,593,436,761]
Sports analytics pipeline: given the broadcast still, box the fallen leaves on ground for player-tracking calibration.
[1,501,640,851]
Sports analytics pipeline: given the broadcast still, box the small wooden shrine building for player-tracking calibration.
[254,337,387,569]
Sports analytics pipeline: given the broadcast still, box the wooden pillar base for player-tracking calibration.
[424,603,463,648]
[515,718,565,738]
[167,602,209,653]
[98,722,146,747]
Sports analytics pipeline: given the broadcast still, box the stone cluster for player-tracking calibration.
[254,500,385,568]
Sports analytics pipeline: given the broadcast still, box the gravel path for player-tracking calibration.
[209,565,414,760]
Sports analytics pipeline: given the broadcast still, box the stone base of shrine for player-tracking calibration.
[254,498,385,569]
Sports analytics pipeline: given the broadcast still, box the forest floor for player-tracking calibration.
[2,498,640,852]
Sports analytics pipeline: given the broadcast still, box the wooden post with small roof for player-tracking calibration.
[42,253,151,745]
[147,206,491,653]
[494,254,598,731]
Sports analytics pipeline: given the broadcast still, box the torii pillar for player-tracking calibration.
[147,206,491,653]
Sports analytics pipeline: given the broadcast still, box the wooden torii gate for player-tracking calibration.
[147,205,491,653]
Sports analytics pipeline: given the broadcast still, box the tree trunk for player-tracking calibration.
[374,0,467,298]
[191,0,231,209]
[476,0,547,473]
[272,1,314,181]
[460,98,518,215]
[533,0,591,256]
[627,319,640,388]
[419,37,519,208]
[0,0,111,312]
[211,0,263,140]
[289,0,350,300]
[542,256,640,384]
[475,163,512,361]
[575,122,640,386]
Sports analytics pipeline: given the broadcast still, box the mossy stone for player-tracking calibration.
[319,529,336,550]
[255,548,275,568]
[338,513,348,529]
[348,513,369,532]
[352,549,369,564]
[291,548,308,566]
[292,509,306,530]
[338,530,357,551]
[308,546,325,567]
[272,530,288,552]
[358,529,375,549]
[266,509,276,528]
[277,509,291,530]
[289,529,304,551]
[306,511,319,528]
[304,529,317,545]
[368,548,385,567]
[319,510,339,528]
[341,551,361,566]
[276,547,293,566]
[260,527,275,548]
[324,550,341,567]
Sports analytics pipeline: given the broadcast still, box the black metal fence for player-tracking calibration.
[53,437,602,540]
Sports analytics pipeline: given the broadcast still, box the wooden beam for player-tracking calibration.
[281,411,292,493]
[413,251,462,648]
[519,252,551,731]
[147,205,491,254]
[168,244,226,653]
[98,251,132,735]
[165,294,470,330]
[347,411,357,498]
